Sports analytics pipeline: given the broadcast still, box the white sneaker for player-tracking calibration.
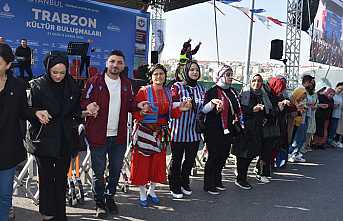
[330,141,338,148]
[337,142,343,149]
[181,186,192,196]
[288,154,296,163]
[294,155,306,162]
[170,191,183,199]
[256,175,270,183]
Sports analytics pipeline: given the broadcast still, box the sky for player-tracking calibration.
[161,0,313,64]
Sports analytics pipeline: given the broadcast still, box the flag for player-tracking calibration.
[217,0,242,4]
[267,16,285,26]
[250,8,266,13]
[255,14,271,29]
[230,5,254,21]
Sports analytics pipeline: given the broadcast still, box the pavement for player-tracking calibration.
[12,147,343,221]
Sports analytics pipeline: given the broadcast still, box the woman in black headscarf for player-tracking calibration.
[27,52,96,221]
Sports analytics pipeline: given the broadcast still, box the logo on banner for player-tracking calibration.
[0,3,14,18]
[136,16,147,31]
[107,23,120,32]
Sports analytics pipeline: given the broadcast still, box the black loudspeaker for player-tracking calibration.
[270,39,283,60]
[151,51,159,64]
[301,0,320,31]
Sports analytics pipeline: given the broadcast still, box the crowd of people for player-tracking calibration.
[1,39,343,221]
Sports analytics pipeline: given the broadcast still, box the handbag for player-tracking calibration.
[195,112,206,133]
[262,119,281,138]
[132,123,163,156]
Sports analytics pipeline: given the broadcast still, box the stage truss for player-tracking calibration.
[285,0,303,90]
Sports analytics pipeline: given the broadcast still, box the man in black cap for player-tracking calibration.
[15,38,33,80]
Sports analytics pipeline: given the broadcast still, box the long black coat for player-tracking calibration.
[231,91,265,159]
[26,74,82,158]
[0,73,35,170]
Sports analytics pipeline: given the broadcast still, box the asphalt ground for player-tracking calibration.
[12,147,343,221]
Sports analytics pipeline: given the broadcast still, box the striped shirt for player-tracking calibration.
[169,82,206,142]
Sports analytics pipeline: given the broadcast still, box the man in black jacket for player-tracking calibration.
[15,38,33,80]
[0,43,48,221]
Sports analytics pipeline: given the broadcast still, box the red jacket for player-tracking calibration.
[80,73,138,147]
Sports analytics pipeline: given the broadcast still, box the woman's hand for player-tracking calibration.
[86,102,100,117]
[253,104,264,112]
[35,110,52,124]
[137,101,151,114]
[210,99,223,112]
[179,100,192,112]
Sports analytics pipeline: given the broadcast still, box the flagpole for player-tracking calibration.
[243,0,255,86]
[213,0,220,65]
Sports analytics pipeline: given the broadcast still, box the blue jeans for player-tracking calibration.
[90,136,126,202]
[328,118,339,143]
[0,167,15,221]
[289,117,309,155]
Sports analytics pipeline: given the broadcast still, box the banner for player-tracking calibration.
[151,19,165,54]
[310,0,343,68]
[0,0,150,78]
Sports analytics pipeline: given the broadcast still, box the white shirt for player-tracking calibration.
[105,74,121,136]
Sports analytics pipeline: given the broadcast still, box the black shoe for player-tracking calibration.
[181,184,192,195]
[106,198,119,215]
[216,184,226,191]
[235,180,252,190]
[95,201,107,218]
[204,187,220,195]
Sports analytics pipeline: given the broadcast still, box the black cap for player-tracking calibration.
[43,52,69,74]
[302,74,315,84]
[0,44,14,64]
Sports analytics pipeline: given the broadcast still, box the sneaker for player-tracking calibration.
[216,185,227,191]
[147,194,160,204]
[253,167,259,175]
[181,185,192,196]
[294,154,306,162]
[170,190,183,199]
[105,198,118,215]
[204,187,220,195]
[235,180,252,190]
[95,202,107,218]
[138,199,148,208]
[337,142,343,149]
[256,175,270,183]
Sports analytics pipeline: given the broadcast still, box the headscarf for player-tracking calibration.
[268,76,286,96]
[43,52,69,104]
[241,74,273,114]
[212,65,233,89]
[323,87,335,98]
[291,87,306,104]
[182,61,200,87]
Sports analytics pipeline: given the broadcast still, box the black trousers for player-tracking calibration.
[256,137,275,177]
[19,63,33,80]
[168,141,200,191]
[36,155,71,221]
[204,136,231,190]
[236,157,253,182]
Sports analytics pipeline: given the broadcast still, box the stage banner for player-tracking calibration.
[0,0,150,78]
[151,19,165,55]
[310,0,343,68]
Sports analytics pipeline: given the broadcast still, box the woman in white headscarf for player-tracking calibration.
[202,65,243,194]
